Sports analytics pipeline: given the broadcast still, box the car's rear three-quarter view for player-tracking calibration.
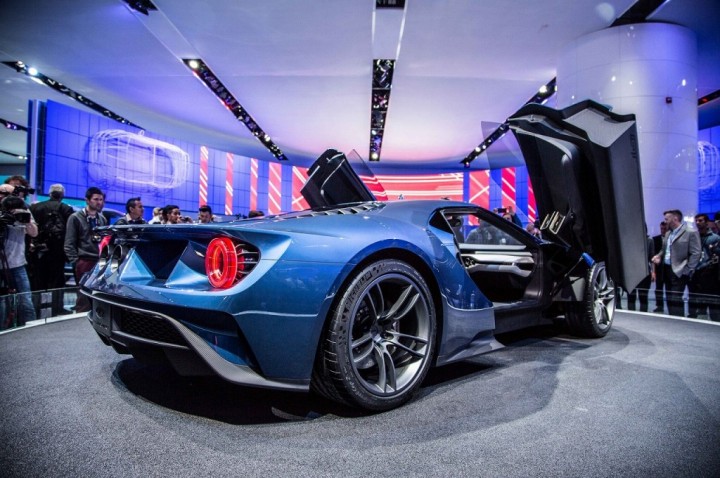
[83,100,646,411]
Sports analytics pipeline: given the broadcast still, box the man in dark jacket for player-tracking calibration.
[29,184,74,290]
[688,213,720,320]
[64,187,106,312]
[114,197,146,225]
[628,233,655,312]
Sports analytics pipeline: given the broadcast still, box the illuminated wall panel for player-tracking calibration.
[199,146,209,207]
[249,157,259,212]
[41,100,258,219]
[501,167,516,209]
[292,166,310,211]
[469,170,490,209]
[268,162,282,215]
[373,173,463,201]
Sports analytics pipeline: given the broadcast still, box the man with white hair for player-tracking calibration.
[29,183,74,290]
[0,183,38,328]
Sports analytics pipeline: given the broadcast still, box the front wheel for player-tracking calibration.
[312,259,436,411]
[566,262,616,338]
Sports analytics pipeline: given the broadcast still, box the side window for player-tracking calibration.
[465,222,520,246]
[440,209,524,246]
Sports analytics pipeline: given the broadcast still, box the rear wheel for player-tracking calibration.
[566,262,616,338]
[312,259,436,411]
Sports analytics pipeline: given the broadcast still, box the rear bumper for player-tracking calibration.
[84,292,309,391]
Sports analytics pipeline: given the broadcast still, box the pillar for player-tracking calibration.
[557,23,698,234]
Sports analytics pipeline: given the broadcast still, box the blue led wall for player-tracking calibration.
[39,100,265,219]
[698,125,720,216]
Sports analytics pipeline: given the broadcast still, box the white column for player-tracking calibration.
[557,23,698,234]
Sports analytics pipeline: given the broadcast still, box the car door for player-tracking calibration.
[507,100,648,292]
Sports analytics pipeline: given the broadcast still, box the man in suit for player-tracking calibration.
[651,209,701,317]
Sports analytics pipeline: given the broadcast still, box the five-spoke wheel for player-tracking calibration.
[312,259,436,411]
[566,261,616,338]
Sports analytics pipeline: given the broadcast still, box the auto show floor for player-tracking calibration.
[1,312,718,477]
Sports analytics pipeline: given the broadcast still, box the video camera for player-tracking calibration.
[0,195,31,229]
[13,185,36,196]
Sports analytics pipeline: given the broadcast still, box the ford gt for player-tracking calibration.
[83,100,647,411]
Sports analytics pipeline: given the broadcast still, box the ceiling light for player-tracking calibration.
[0,149,27,160]
[183,58,287,160]
[1,61,139,127]
[369,59,396,161]
[0,117,27,131]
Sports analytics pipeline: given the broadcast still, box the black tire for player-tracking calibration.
[311,259,436,411]
[566,262,616,338]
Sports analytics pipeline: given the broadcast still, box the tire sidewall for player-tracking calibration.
[584,261,615,336]
[331,259,436,410]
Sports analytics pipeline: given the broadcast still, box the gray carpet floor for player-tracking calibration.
[1,312,718,477]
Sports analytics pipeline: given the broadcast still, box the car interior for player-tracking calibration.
[442,209,542,307]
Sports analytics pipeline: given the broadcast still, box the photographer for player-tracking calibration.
[3,175,34,201]
[0,184,38,328]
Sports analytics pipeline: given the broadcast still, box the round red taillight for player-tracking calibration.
[205,237,243,289]
[99,235,112,255]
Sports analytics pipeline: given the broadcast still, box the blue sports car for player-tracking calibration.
[83,101,647,411]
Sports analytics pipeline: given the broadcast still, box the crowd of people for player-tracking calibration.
[0,175,264,329]
[1,173,718,328]
[628,209,720,321]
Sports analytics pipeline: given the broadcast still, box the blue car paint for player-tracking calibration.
[84,200,501,386]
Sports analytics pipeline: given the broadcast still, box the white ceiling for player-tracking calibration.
[0,0,718,171]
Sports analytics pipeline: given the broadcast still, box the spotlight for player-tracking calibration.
[183,58,287,160]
